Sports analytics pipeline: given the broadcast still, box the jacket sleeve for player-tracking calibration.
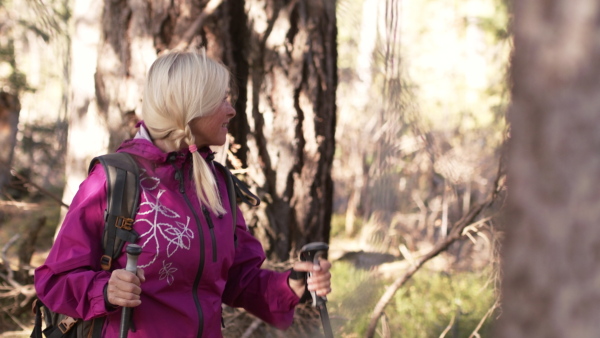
[34,164,115,321]
[221,211,300,330]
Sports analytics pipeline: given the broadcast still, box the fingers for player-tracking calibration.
[106,269,144,308]
[137,268,146,283]
[292,260,333,297]
[307,269,332,297]
[292,259,332,273]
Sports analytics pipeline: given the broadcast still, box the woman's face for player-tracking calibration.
[189,94,236,147]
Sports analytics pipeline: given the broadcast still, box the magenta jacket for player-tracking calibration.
[34,133,300,337]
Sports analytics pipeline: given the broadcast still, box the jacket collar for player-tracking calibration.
[117,121,214,164]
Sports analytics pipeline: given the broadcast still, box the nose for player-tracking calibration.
[227,102,236,118]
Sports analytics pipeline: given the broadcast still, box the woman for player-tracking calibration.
[35,50,332,337]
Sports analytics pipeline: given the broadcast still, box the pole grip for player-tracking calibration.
[299,242,329,306]
[299,242,334,337]
[125,244,142,273]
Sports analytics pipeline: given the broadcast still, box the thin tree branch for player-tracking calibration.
[1,234,20,284]
[0,233,37,306]
[468,300,499,338]
[174,0,223,50]
[439,314,456,338]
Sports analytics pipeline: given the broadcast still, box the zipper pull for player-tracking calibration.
[174,170,185,193]
[202,206,214,229]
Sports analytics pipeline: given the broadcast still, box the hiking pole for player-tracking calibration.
[299,242,334,338]
[120,244,142,338]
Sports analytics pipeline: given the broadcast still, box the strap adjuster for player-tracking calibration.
[58,316,77,333]
[100,255,112,271]
[115,216,134,230]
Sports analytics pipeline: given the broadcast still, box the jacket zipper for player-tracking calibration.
[174,166,205,338]
[202,206,218,262]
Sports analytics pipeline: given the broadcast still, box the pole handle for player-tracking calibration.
[299,242,329,306]
[299,242,334,337]
[125,244,142,273]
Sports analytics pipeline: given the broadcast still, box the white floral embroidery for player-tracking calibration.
[139,168,160,190]
[136,171,195,280]
[159,260,177,286]
[164,217,194,257]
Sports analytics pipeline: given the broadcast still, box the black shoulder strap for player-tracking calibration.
[213,162,260,246]
[89,152,140,270]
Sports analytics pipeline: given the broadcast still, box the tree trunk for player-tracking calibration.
[498,1,600,337]
[239,1,337,261]
[0,92,20,192]
[66,0,336,261]
[62,0,108,213]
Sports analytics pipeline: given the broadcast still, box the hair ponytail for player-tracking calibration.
[143,49,231,215]
[187,135,226,215]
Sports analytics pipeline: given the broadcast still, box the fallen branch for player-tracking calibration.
[1,307,29,331]
[240,318,263,338]
[8,168,69,209]
[365,198,492,337]
[1,234,20,284]
[0,233,37,307]
[0,330,31,337]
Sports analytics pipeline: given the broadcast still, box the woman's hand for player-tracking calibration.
[288,260,332,299]
[105,268,146,308]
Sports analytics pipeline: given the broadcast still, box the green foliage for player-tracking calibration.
[330,213,346,238]
[330,213,363,238]
[328,263,497,337]
[392,270,496,337]
[328,261,386,336]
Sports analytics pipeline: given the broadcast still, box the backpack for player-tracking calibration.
[31,152,259,338]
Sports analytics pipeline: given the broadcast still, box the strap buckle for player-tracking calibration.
[100,255,112,271]
[115,216,134,231]
[58,316,77,334]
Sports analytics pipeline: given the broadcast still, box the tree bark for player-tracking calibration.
[498,1,600,337]
[0,92,20,192]
[239,1,337,260]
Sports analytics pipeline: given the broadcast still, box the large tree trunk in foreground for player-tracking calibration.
[498,1,600,337]
[66,0,336,261]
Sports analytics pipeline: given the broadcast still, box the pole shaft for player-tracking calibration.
[319,304,334,338]
[120,244,141,338]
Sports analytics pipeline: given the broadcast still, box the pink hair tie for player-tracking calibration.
[189,144,198,153]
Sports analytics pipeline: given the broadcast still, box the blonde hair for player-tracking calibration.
[142,50,230,215]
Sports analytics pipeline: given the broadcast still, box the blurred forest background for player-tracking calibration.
[0,0,510,337]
